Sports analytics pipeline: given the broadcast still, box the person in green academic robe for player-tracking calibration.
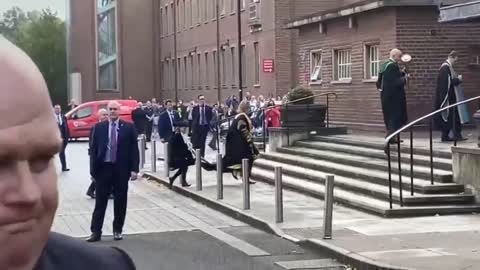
[376,48,408,143]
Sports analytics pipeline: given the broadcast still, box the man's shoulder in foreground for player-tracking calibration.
[36,232,136,270]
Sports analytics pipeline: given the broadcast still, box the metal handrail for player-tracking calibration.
[384,95,480,147]
[219,91,338,124]
[383,95,480,210]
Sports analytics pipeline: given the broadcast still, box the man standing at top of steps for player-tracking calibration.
[377,48,408,144]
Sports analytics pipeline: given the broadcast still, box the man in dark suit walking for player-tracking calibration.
[158,99,180,143]
[87,101,139,242]
[54,104,70,171]
[191,95,212,157]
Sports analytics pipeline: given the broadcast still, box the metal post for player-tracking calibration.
[138,137,145,169]
[196,149,202,191]
[217,153,223,200]
[387,144,393,209]
[216,0,221,103]
[263,108,267,152]
[410,128,414,196]
[326,95,330,128]
[275,166,283,223]
[242,158,250,210]
[429,119,434,185]
[453,106,458,147]
[173,0,178,103]
[237,0,243,101]
[323,175,334,240]
[163,142,169,178]
[397,134,403,207]
[151,140,157,173]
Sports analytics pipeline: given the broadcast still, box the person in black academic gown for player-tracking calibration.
[168,124,194,188]
[202,101,257,184]
[434,51,466,142]
[0,37,135,270]
[377,48,408,143]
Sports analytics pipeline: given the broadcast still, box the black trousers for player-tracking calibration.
[90,163,129,234]
[146,122,153,142]
[193,125,209,157]
[171,166,188,185]
[59,140,68,170]
[442,109,462,139]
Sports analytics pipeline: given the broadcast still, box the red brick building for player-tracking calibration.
[288,0,480,130]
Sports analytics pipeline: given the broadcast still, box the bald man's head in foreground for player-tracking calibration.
[390,48,403,62]
[0,37,61,269]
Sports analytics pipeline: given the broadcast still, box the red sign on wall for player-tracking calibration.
[263,59,274,73]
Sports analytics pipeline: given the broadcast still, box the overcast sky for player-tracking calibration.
[0,0,66,18]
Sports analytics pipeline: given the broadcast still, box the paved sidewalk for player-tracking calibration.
[144,145,480,270]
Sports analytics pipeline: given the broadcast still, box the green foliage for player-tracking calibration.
[287,85,314,105]
[0,7,67,108]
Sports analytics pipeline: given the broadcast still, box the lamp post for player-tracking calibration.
[237,0,243,101]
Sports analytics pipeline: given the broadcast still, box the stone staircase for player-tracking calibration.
[251,135,480,217]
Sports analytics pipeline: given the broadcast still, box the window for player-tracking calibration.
[96,0,118,91]
[334,49,352,81]
[220,0,225,15]
[166,60,170,90]
[205,52,209,88]
[310,50,322,82]
[184,56,188,89]
[203,0,208,22]
[254,42,259,85]
[164,6,169,35]
[213,50,218,87]
[159,7,163,37]
[241,44,246,84]
[230,47,236,86]
[175,1,179,32]
[221,48,226,86]
[365,44,380,79]
[170,3,174,33]
[182,0,186,30]
[189,55,194,88]
[75,106,93,119]
[230,0,236,13]
[193,0,198,25]
[187,0,192,27]
[177,58,181,89]
[197,54,202,88]
[211,0,216,20]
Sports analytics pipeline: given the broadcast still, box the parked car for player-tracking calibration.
[66,99,137,139]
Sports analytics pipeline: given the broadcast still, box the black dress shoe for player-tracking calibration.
[441,137,454,142]
[86,191,95,199]
[113,232,123,241]
[62,168,70,172]
[169,177,174,189]
[181,182,191,187]
[86,233,101,242]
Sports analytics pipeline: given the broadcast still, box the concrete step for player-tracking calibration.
[258,152,464,194]
[295,140,452,171]
[254,159,472,206]
[250,166,480,217]
[277,146,452,183]
[312,136,452,159]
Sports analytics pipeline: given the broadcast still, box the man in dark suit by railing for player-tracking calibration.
[87,101,139,242]
[54,104,70,171]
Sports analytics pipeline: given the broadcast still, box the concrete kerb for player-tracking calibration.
[143,172,413,270]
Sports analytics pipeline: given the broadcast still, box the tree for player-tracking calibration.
[3,8,67,108]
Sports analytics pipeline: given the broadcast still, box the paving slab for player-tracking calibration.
[143,132,480,270]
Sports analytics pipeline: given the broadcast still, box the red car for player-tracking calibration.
[65,100,137,139]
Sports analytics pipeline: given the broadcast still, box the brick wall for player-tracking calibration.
[396,6,480,121]
[296,8,397,130]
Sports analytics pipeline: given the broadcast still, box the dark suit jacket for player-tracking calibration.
[34,233,135,270]
[192,105,213,129]
[57,115,69,142]
[89,119,139,179]
[158,110,180,141]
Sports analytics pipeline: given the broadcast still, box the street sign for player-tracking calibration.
[263,59,274,73]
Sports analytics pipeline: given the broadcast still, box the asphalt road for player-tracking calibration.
[95,226,331,270]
